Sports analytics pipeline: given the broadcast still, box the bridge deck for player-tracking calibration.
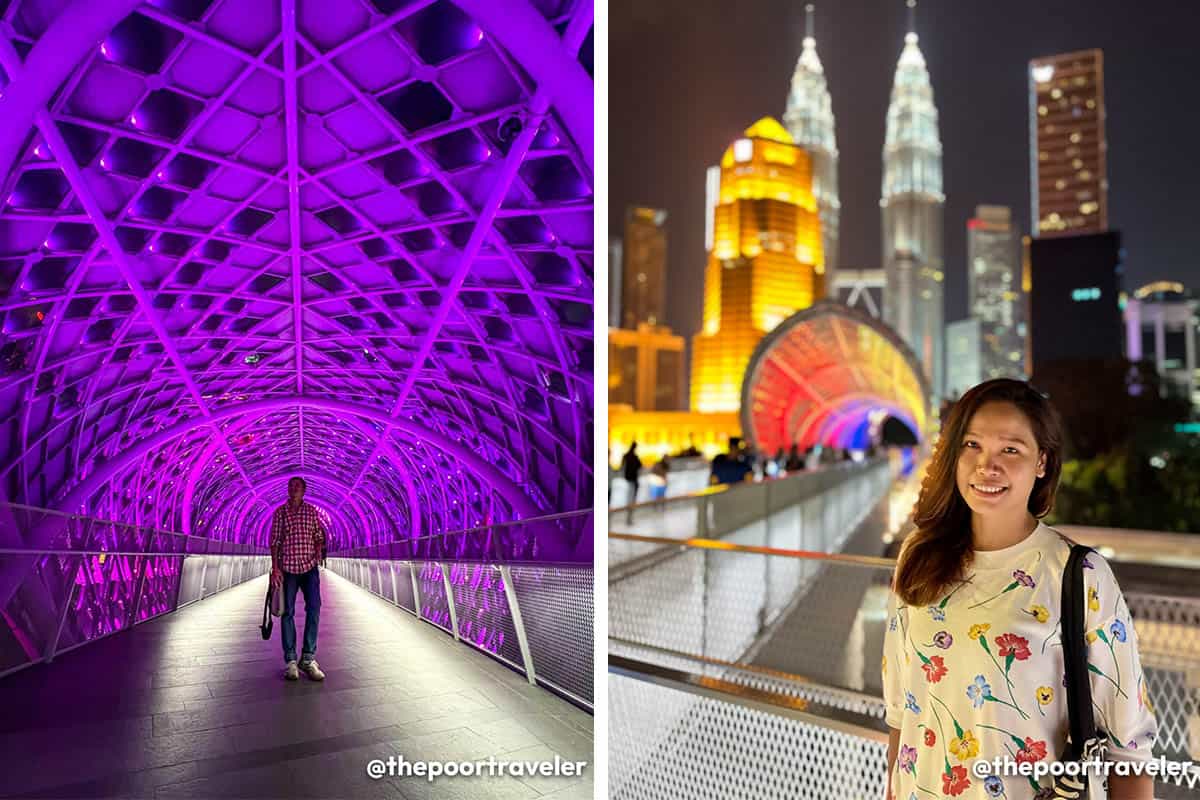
[0,569,593,799]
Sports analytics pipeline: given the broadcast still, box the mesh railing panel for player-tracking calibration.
[394,562,416,613]
[513,564,594,708]
[611,464,894,670]
[611,549,705,657]
[1126,593,1200,770]
[326,557,593,709]
[447,562,525,672]
[415,561,454,633]
[610,672,889,800]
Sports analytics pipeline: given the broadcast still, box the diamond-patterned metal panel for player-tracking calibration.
[512,564,593,707]
[446,561,525,670]
[394,561,416,612]
[415,560,453,632]
[610,672,889,800]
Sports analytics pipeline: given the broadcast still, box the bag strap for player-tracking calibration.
[1061,543,1097,756]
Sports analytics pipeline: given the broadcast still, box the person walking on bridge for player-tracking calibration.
[620,442,642,525]
[270,476,327,682]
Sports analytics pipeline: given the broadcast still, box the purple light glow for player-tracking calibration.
[0,0,593,667]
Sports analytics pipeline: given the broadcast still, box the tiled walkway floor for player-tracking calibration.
[0,569,593,799]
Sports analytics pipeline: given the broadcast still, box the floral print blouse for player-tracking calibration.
[882,522,1157,799]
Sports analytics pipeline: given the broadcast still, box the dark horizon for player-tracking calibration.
[610,0,1200,346]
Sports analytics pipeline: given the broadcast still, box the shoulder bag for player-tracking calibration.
[1051,543,1108,799]
[260,584,274,639]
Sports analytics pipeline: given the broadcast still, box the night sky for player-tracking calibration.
[610,0,1200,351]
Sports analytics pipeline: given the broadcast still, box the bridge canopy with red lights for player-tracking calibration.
[740,301,930,454]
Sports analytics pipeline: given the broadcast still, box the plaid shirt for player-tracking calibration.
[270,502,325,574]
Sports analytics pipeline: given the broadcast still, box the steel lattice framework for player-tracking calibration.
[0,0,595,549]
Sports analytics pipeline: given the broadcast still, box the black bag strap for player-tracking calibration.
[1061,543,1097,756]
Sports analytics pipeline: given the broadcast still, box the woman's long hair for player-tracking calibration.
[894,379,1065,607]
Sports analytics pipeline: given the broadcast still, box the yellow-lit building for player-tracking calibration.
[608,324,685,411]
[691,117,825,413]
[608,405,741,467]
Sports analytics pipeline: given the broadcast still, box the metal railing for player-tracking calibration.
[0,504,594,711]
[609,457,893,573]
[0,502,273,679]
[608,458,712,507]
[326,509,594,710]
[330,507,593,564]
[609,526,1200,799]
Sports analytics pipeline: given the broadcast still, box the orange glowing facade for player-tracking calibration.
[691,118,824,413]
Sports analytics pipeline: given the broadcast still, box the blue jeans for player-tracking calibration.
[280,566,320,664]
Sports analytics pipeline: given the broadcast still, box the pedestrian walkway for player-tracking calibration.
[0,569,593,799]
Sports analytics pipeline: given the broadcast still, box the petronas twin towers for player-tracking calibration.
[784,1,945,399]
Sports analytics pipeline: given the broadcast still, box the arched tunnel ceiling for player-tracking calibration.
[740,301,929,455]
[0,0,594,547]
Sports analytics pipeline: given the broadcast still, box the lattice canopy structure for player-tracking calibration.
[740,301,930,455]
[0,0,595,549]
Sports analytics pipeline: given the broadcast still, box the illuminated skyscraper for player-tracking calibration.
[691,117,824,413]
[620,207,668,329]
[1029,49,1107,237]
[609,324,685,411]
[784,3,839,278]
[881,0,944,399]
[968,205,1026,378]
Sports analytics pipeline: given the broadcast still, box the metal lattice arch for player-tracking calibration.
[739,301,930,456]
[0,0,594,548]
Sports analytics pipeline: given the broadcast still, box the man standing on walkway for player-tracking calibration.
[270,476,326,681]
[620,442,642,526]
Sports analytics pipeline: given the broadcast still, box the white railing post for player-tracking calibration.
[439,562,460,641]
[499,565,537,685]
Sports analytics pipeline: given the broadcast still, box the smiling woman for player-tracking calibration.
[883,379,1157,800]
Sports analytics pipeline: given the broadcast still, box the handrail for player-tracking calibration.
[609,531,895,569]
[0,548,268,557]
[0,501,202,539]
[608,652,889,743]
[608,457,883,514]
[332,507,593,550]
[1,502,592,558]
[610,635,886,705]
[611,529,1200,572]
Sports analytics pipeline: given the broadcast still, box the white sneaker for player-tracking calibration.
[300,659,325,681]
[284,660,299,681]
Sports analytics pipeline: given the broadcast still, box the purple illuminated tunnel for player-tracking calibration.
[0,0,595,550]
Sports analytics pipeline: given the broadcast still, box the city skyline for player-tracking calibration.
[611,0,1200,347]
